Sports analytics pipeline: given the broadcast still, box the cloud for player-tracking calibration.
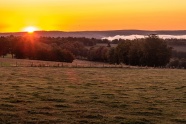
[103,35,186,41]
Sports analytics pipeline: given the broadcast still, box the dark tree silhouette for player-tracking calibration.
[108,35,172,67]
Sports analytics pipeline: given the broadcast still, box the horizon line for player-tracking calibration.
[1,29,186,33]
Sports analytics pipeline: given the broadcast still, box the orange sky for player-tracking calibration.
[0,0,186,32]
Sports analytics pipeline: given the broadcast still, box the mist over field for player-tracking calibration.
[103,35,186,41]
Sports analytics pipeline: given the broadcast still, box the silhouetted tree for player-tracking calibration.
[109,35,172,67]
[141,35,172,66]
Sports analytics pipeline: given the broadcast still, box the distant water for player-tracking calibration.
[103,35,186,41]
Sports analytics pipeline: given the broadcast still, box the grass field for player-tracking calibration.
[0,67,185,124]
[0,58,132,68]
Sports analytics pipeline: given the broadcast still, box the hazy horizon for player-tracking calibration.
[1,29,186,34]
[1,30,186,40]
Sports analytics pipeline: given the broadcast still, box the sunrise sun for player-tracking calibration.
[24,26,38,33]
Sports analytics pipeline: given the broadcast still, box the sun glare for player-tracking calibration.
[24,26,38,33]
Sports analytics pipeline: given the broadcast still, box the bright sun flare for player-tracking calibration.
[24,26,38,33]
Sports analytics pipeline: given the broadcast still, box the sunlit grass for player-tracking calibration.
[0,67,185,123]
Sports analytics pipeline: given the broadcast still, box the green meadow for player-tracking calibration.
[0,67,185,124]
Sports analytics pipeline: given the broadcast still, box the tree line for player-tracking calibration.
[88,35,172,67]
[0,35,173,67]
[0,36,111,62]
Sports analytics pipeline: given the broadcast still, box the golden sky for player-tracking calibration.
[0,0,186,32]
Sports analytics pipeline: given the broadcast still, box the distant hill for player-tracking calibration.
[1,30,186,39]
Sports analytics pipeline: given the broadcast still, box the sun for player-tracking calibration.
[24,26,38,33]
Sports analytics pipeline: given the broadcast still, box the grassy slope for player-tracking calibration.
[0,58,132,68]
[0,67,185,124]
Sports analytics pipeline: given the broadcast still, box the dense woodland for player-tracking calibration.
[0,34,186,68]
[89,35,172,67]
